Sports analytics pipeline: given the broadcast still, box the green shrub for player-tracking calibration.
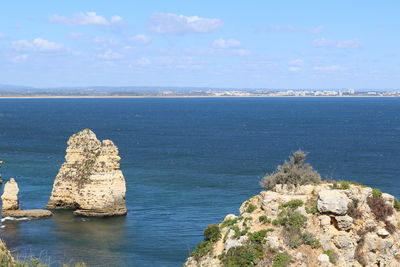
[302,232,320,248]
[338,180,350,189]
[372,188,382,197]
[221,218,239,228]
[323,250,337,264]
[248,230,268,244]
[231,225,248,239]
[258,215,271,224]
[190,241,213,261]
[279,199,304,210]
[221,243,263,267]
[305,198,318,214]
[261,150,321,190]
[246,204,257,213]
[289,236,301,249]
[272,253,291,267]
[394,199,400,211]
[204,224,221,242]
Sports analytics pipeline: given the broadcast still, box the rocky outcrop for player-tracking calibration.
[1,178,19,210]
[184,183,400,267]
[1,178,52,218]
[46,129,127,217]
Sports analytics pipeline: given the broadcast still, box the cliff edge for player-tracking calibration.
[184,151,400,267]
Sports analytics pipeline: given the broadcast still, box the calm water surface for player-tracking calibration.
[0,98,399,266]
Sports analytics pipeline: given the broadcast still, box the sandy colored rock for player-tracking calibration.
[47,129,127,217]
[1,178,19,210]
[184,183,400,267]
[2,209,52,218]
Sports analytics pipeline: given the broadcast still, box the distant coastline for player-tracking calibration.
[0,95,399,99]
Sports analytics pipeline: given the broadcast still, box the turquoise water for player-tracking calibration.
[0,98,399,266]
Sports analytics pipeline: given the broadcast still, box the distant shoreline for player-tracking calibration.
[0,95,399,99]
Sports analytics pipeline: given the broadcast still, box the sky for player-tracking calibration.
[0,1,399,89]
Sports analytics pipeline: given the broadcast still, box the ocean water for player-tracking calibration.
[0,97,399,266]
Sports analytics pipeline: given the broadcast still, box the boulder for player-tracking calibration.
[1,178,19,210]
[2,209,52,218]
[335,215,353,231]
[317,190,350,215]
[46,129,127,217]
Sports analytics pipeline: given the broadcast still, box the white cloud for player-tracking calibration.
[232,49,251,56]
[312,38,362,49]
[98,49,124,60]
[12,38,64,51]
[313,65,345,71]
[50,12,123,26]
[290,59,304,66]
[268,25,302,32]
[149,13,222,34]
[336,39,361,49]
[212,38,241,49]
[312,38,335,47]
[130,34,152,45]
[134,57,151,66]
[0,33,6,40]
[310,26,325,34]
[288,67,302,72]
[13,54,28,63]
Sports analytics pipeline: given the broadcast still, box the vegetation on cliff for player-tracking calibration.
[184,151,400,267]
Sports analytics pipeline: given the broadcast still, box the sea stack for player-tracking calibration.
[1,178,19,210]
[1,178,52,218]
[46,129,127,217]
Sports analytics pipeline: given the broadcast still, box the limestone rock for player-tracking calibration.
[318,254,332,267]
[1,178,19,210]
[335,215,353,231]
[2,209,52,218]
[47,129,127,217]
[1,178,52,219]
[317,190,350,215]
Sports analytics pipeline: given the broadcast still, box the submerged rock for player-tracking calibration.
[46,129,127,217]
[1,178,52,218]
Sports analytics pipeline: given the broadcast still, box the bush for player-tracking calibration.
[190,241,213,261]
[232,225,249,239]
[261,150,321,190]
[248,230,268,244]
[246,204,257,213]
[305,198,318,214]
[272,253,291,267]
[221,218,238,228]
[279,199,304,210]
[385,220,396,234]
[324,250,337,264]
[367,196,393,221]
[394,199,400,211]
[302,232,321,248]
[347,199,363,219]
[221,243,263,267]
[258,215,271,224]
[204,224,221,242]
[372,188,382,197]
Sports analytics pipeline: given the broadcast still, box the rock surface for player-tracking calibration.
[46,129,127,217]
[2,209,52,218]
[1,178,52,218]
[184,183,400,267]
[1,178,19,210]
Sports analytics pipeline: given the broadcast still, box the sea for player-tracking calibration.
[0,97,399,266]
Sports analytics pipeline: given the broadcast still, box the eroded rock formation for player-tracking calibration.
[1,178,52,218]
[46,129,127,217]
[1,178,19,210]
[184,183,400,267]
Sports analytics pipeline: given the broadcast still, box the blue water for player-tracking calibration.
[0,98,399,266]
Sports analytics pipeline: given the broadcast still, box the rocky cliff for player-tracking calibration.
[46,129,127,216]
[184,182,400,267]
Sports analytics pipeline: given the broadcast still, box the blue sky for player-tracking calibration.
[1,1,399,89]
